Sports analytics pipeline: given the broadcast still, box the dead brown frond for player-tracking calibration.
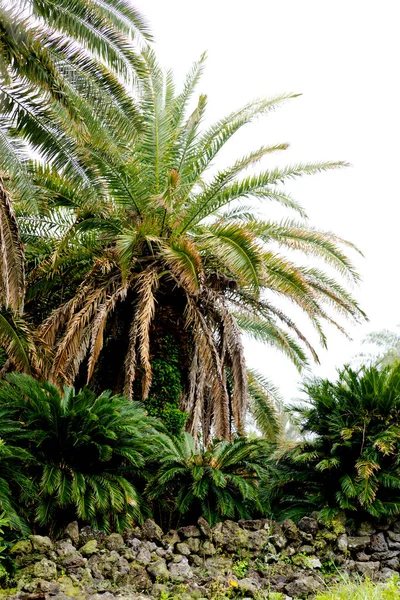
[0,176,25,314]
[87,284,129,382]
[185,295,230,440]
[134,268,159,399]
[123,316,139,399]
[50,279,118,384]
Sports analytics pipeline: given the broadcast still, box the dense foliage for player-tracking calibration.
[147,432,270,528]
[144,336,188,436]
[0,403,32,533]
[0,373,274,534]
[265,364,400,522]
[0,374,162,533]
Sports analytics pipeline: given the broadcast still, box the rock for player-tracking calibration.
[33,558,58,580]
[356,551,370,562]
[186,537,200,553]
[127,563,152,591]
[10,539,33,555]
[282,519,300,541]
[190,554,203,567]
[298,545,314,555]
[197,517,212,538]
[80,540,98,556]
[162,529,180,547]
[336,533,348,553]
[179,525,201,538]
[124,527,143,542]
[388,539,400,550]
[93,551,130,585]
[380,567,398,581]
[369,532,388,553]
[238,577,260,595]
[270,524,287,549]
[126,537,141,552]
[201,540,216,556]
[147,558,170,581]
[393,521,400,534]
[30,535,53,554]
[300,531,313,542]
[356,521,376,536]
[106,533,125,552]
[204,556,233,577]
[385,556,400,570]
[318,528,336,542]
[57,551,86,569]
[355,561,380,577]
[168,556,193,579]
[285,576,322,597]
[64,521,80,546]
[370,550,400,561]
[152,584,169,598]
[307,557,322,569]
[348,536,370,550]
[176,542,191,556]
[238,519,264,531]
[298,517,319,536]
[142,519,163,542]
[79,526,106,548]
[387,530,400,543]
[21,578,60,595]
[212,520,250,552]
[55,541,77,555]
[248,529,270,552]
[136,547,152,565]
[291,554,310,567]
[171,553,184,563]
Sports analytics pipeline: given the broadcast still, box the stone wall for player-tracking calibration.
[3,515,400,599]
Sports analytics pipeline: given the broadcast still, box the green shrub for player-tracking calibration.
[264,364,400,522]
[145,336,188,436]
[0,513,11,582]
[147,432,271,527]
[0,373,163,533]
[0,406,33,533]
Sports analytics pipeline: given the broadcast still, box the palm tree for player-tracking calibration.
[30,55,364,439]
[0,0,150,310]
[1,4,365,441]
[353,326,400,368]
[0,372,162,533]
[147,432,270,528]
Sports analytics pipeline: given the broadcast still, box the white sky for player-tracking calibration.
[135,0,400,401]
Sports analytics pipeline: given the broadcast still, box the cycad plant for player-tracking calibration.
[1,2,365,441]
[147,432,271,528]
[0,373,162,533]
[264,363,400,522]
[0,403,32,533]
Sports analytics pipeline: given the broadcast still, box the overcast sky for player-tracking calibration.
[135,0,400,400]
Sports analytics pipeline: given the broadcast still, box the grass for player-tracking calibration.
[315,576,400,600]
